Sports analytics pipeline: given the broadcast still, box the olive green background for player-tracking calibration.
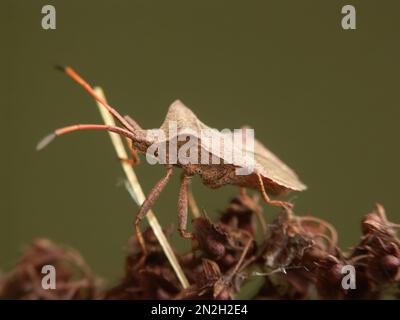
[1,1,399,283]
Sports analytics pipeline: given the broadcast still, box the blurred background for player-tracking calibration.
[1,1,399,283]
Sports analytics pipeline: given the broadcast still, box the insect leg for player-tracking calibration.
[177,173,194,239]
[134,166,174,255]
[118,139,140,166]
[256,173,293,209]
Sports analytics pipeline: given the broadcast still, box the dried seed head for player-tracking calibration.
[315,256,346,299]
[215,288,231,300]
[192,215,229,260]
[262,213,315,269]
[191,259,224,298]
[348,205,400,297]
[220,194,261,236]
[361,203,398,237]
[0,239,96,300]
[362,213,386,235]
[380,255,400,280]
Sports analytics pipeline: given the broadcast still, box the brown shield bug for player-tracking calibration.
[37,66,307,253]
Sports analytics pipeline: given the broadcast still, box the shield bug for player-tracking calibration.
[37,67,307,252]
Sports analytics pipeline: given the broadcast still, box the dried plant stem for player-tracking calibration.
[93,87,189,289]
[188,189,201,218]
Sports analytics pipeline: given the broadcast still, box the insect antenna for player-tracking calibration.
[55,66,136,133]
[36,124,145,151]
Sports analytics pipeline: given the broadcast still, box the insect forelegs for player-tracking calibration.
[134,165,174,255]
[118,139,140,166]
